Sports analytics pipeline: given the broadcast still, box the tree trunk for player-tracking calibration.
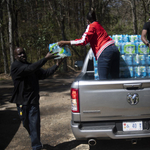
[124,0,138,34]
[131,0,137,34]
[1,33,9,74]
[61,13,68,72]
[0,0,9,74]
[7,0,14,65]
[13,1,19,47]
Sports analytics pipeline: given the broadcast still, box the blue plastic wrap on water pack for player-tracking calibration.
[93,56,99,80]
[49,43,71,59]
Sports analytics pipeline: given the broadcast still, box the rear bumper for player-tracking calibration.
[71,121,150,140]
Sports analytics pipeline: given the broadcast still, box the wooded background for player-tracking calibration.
[0,0,150,74]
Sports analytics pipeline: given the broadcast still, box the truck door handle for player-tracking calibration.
[123,83,142,89]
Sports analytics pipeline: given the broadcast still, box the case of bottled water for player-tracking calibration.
[49,43,71,59]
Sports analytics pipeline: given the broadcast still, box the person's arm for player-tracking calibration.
[36,58,65,80]
[57,41,71,47]
[141,29,149,46]
[58,24,94,47]
[70,25,94,46]
[15,52,58,77]
[36,65,58,80]
[141,22,150,49]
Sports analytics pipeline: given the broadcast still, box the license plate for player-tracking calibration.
[123,121,143,131]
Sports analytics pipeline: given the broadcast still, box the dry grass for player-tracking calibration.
[0,73,11,80]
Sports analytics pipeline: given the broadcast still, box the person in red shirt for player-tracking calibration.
[58,10,120,80]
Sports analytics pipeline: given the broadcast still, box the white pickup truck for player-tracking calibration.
[70,48,150,146]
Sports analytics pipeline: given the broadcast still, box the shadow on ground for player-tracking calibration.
[42,140,87,150]
[89,138,150,150]
[0,110,21,150]
[42,138,150,150]
[34,138,150,150]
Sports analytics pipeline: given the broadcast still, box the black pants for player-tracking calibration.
[98,45,120,79]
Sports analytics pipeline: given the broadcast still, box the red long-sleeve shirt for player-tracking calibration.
[70,21,114,60]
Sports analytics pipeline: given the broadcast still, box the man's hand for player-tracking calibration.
[45,51,59,60]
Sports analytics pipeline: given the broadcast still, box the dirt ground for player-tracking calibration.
[1,71,150,150]
[0,71,89,150]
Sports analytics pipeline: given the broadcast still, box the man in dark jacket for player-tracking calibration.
[10,47,63,150]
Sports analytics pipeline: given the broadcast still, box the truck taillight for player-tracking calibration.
[71,88,79,113]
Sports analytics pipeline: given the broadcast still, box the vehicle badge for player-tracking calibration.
[127,93,139,105]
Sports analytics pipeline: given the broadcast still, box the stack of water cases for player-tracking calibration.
[113,35,150,78]
[93,35,150,80]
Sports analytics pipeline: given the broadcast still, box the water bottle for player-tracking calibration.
[146,66,150,77]
[112,35,115,41]
[133,54,140,66]
[118,35,123,43]
[134,66,140,78]
[140,66,146,78]
[123,34,129,42]
[124,42,135,54]
[93,57,97,67]
[138,42,148,54]
[140,54,146,65]
[128,66,134,78]
[135,35,138,42]
[93,57,99,80]
[94,67,99,80]
[146,55,150,65]
[121,42,126,54]
[138,35,142,42]
[49,43,61,54]
[125,54,133,66]
[130,35,138,43]
[135,42,139,54]
[114,35,118,43]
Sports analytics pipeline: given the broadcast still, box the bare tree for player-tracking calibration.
[124,0,138,34]
[142,0,150,22]
[7,0,14,65]
[0,0,9,73]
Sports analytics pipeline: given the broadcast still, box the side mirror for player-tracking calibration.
[74,61,83,68]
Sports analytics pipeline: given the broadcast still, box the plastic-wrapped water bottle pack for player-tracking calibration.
[49,43,71,59]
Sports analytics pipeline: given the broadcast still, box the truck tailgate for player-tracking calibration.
[79,80,150,121]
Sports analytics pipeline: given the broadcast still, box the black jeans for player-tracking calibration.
[98,45,120,80]
[17,104,42,150]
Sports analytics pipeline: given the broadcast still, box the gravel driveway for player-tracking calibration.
[0,72,150,150]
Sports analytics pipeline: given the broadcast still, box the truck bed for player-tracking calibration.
[71,49,150,140]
